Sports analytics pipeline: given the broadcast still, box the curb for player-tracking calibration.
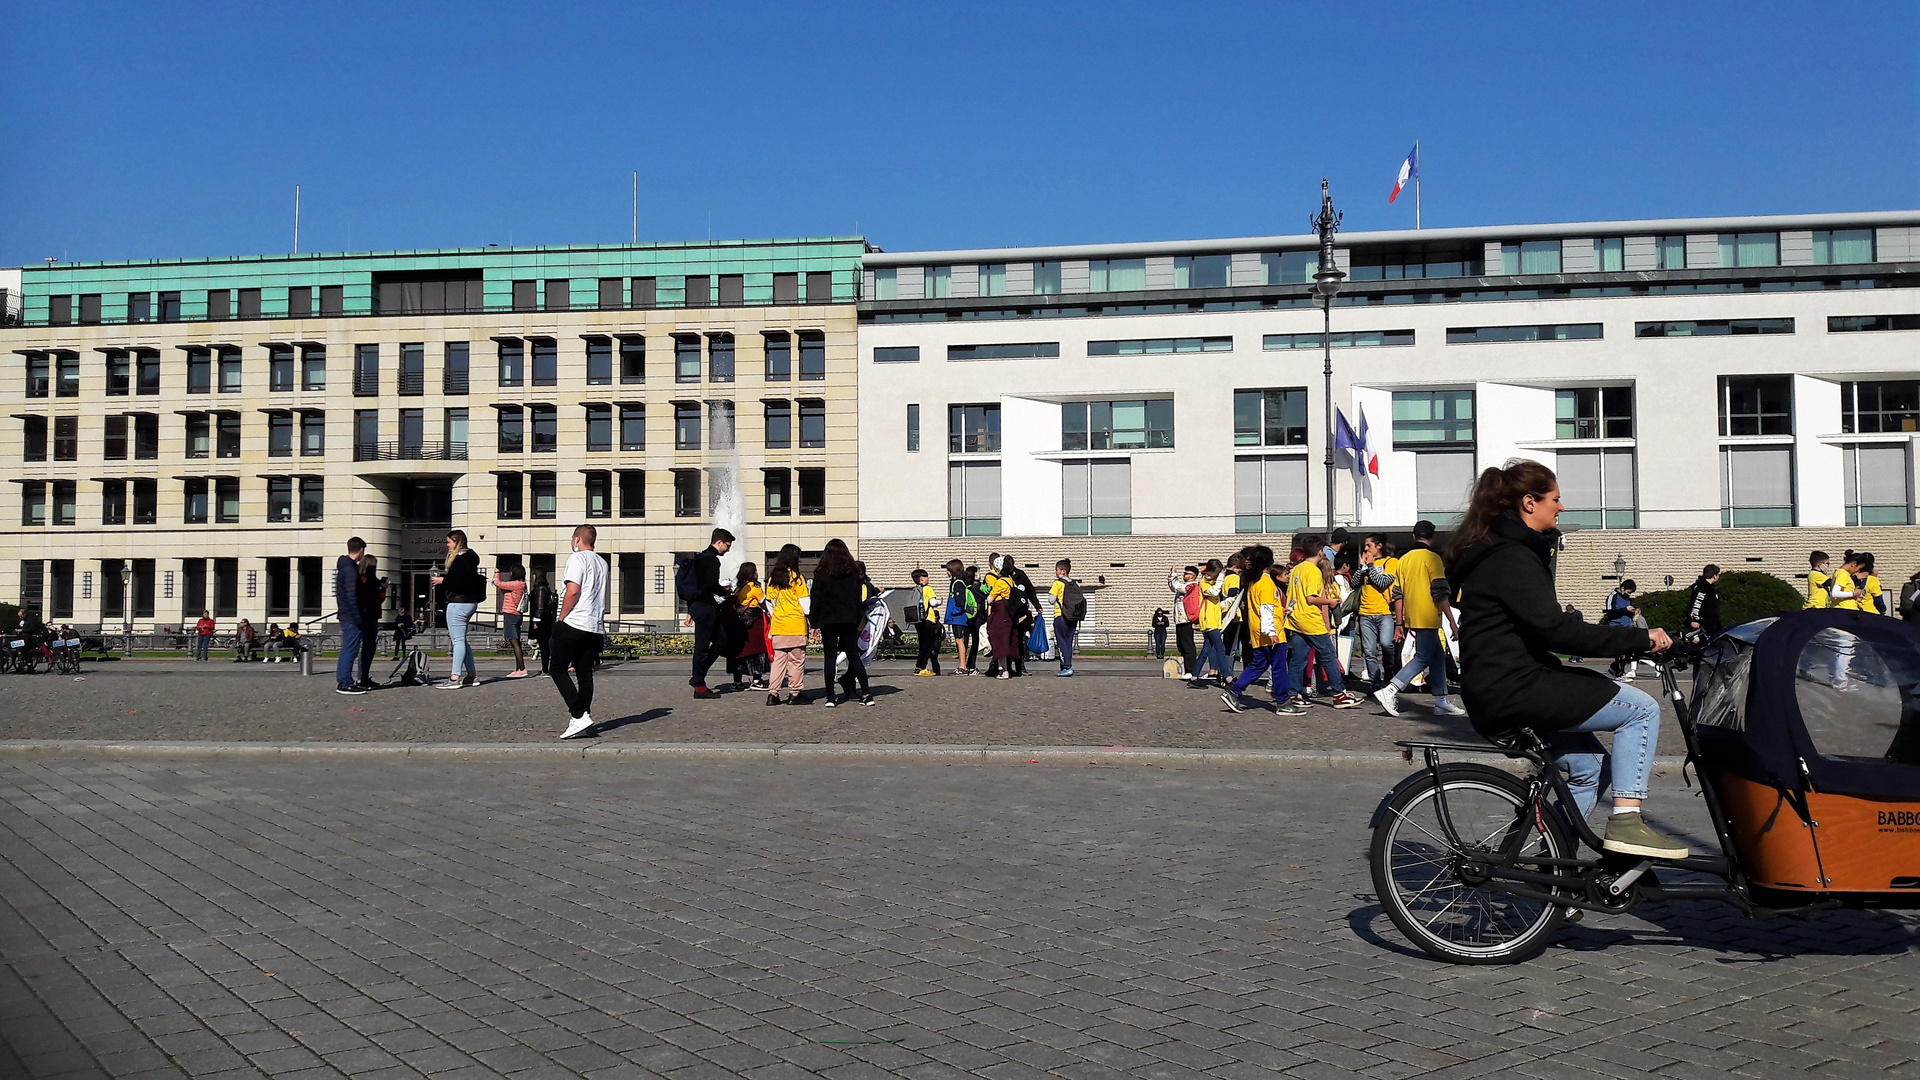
[0,740,1694,772]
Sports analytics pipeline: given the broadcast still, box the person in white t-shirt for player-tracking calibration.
[555,525,610,739]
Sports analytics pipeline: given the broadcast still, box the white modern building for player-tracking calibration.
[855,212,1920,630]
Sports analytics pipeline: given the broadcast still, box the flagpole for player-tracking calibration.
[1414,140,1421,230]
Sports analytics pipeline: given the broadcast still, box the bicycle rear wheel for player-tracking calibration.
[1369,764,1573,964]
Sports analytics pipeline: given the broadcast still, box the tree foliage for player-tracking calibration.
[1633,571,1805,634]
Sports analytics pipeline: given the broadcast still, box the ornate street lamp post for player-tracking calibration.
[1311,180,1346,531]
[121,561,133,658]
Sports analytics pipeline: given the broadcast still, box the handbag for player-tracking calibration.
[1026,617,1050,656]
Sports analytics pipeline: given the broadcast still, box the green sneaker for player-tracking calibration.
[1602,812,1690,859]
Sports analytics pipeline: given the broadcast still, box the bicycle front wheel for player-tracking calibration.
[1369,764,1572,964]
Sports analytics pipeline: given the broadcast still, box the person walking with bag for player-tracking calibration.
[494,566,530,677]
[1049,559,1086,676]
[432,530,484,689]
[553,526,610,739]
[681,528,734,699]
[912,568,944,676]
[1167,565,1200,678]
[810,539,874,706]
[333,537,367,695]
[944,560,978,673]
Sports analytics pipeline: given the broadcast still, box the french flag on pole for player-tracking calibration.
[1389,144,1419,204]
[1334,406,1378,505]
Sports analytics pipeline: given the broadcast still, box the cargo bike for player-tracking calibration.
[1368,608,1920,963]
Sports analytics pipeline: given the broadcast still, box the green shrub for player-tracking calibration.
[1633,571,1804,634]
[0,604,15,635]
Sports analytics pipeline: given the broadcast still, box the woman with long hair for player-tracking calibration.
[1447,459,1686,859]
[1219,545,1302,714]
[983,555,1019,679]
[809,538,875,706]
[431,529,485,689]
[765,545,811,705]
[729,561,770,691]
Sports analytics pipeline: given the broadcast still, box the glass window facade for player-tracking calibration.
[1234,389,1308,447]
[1556,387,1634,439]
[1061,399,1174,451]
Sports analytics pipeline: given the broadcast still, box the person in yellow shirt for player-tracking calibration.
[1048,559,1083,676]
[910,568,944,675]
[1861,553,1887,615]
[1284,535,1364,709]
[1220,545,1304,715]
[1375,520,1465,718]
[729,562,769,692]
[764,546,812,705]
[1355,535,1399,688]
[1806,550,1832,609]
[1831,554,1864,611]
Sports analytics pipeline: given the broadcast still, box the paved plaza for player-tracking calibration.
[0,660,1691,756]
[3,754,1917,1080]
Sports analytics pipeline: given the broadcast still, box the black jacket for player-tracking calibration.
[334,555,362,626]
[687,546,727,607]
[810,572,867,627]
[1452,512,1651,737]
[441,549,485,604]
[1686,577,1722,635]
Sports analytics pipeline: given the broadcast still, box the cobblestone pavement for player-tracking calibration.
[4,755,1916,1079]
[0,660,1689,755]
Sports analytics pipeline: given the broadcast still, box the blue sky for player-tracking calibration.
[3,1,1915,264]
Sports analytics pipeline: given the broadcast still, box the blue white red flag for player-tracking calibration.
[1334,406,1379,504]
[1389,144,1419,204]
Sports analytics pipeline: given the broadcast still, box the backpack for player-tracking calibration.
[674,557,703,601]
[1181,583,1202,623]
[1901,580,1920,620]
[1059,579,1088,623]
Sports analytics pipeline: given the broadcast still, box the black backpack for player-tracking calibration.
[1059,580,1088,623]
[675,557,703,601]
[1900,579,1920,621]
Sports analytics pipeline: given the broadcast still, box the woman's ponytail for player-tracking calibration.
[1446,459,1557,563]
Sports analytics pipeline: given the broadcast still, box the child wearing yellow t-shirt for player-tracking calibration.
[1283,536,1363,709]
[1220,545,1303,715]
[764,555,811,704]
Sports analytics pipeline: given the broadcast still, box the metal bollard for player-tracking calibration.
[299,646,312,676]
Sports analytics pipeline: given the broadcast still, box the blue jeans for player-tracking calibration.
[336,622,363,689]
[1287,630,1345,696]
[447,602,479,678]
[1357,614,1394,683]
[193,634,210,660]
[1390,627,1449,699]
[1198,628,1230,680]
[1550,682,1663,815]
[1053,617,1076,670]
[1230,641,1290,697]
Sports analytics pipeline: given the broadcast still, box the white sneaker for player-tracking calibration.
[434,679,464,690]
[1373,685,1401,717]
[561,713,595,739]
[1433,699,1469,716]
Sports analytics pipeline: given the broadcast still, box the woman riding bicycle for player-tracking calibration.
[1447,459,1688,860]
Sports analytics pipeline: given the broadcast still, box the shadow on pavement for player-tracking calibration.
[594,707,673,734]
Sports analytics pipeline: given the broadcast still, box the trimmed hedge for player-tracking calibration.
[1632,571,1804,634]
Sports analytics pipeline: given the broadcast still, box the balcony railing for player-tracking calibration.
[398,371,425,395]
[353,440,468,462]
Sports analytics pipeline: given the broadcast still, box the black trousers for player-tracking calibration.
[819,623,869,695]
[548,622,603,719]
[915,621,944,673]
[1175,623,1197,673]
[689,601,721,687]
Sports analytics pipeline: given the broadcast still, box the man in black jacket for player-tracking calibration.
[688,528,735,698]
[1686,565,1723,637]
[333,537,366,695]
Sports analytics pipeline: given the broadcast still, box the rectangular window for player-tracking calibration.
[214,478,239,524]
[266,346,294,392]
[674,470,701,517]
[1088,259,1146,292]
[619,404,646,451]
[1061,458,1131,535]
[924,266,951,298]
[186,413,211,459]
[1345,242,1482,280]
[47,560,72,617]
[1813,229,1875,265]
[77,294,99,324]
[799,331,826,380]
[531,338,557,387]
[301,411,325,456]
[979,264,1007,297]
[213,348,241,393]
[295,555,321,616]
[20,562,43,614]
[529,473,557,519]
[1091,337,1233,356]
[22,416,46,461]
[1060,399,1174,451]
[398,408,424,455]
[132,480,156,525]
[102,479,127,525]
[1656,235,1687,270]
[1234,455,1310,533]
[186,349,212,394]
[444,342,469,394]
[183,478,208,524]
[718,274,744,306]
[584,405,612,452]
[1415,450,1477,519]
[1263,250,1320,284]
[444,408,468,456]
[1719,232,1780,268]
[497,407,523,453]
[128,293,151,322]
[287,286,313,317]
[262,557,288,618]
[51,481,76,526]
[135,351,161,395]
[1636,319,1794,337]
[1446,324,1601,344]
[353,409,379,459]
[21,481,45,526]
[1719,376,1793,437]
[1593,237,1624,272]
[774,273,800,304]
[872,268,897,300]
[675,403,701,450]
[1842,381,1920,434]
[496,473,523,519]
[949,404,1001,453]
[1843,444,1910,525]
[675,335,701,383]
[319,285,343,315]
[709,333,735,382]
[181,559,207,618]
[764,468,791,516]
[354,344,379,396]
[618,471,645,518]
[1233,389,1309,447]
[1831,314,1920,334]
[543,279,570,312]
[1556,387,1635,439]
[235,288,260,319]
[799,400,826,448]
[1033,261,1062,295]
[598,277,623,309]
[1393,390,1475,446]
[398,343,425,395]
[1720,446,1793,527]
[104,415,128,460]
[216,413,240,458]
[618,336,645,383]
[631,277,656,308]
[53,416,77,461]
[620,553,646,613]
[212,558,238,618]
[764,400,791,449]
[25,354,48,397]
[529,405,556,453]
[267,477,292,522]
[873,346,920,363]
[55,353,79,397]
[906,403,920,451]
[133,414,158,460]
[685,275,711,307]
[805,271,832,304]
[1172,255,1232,289]
[1498,240,1563,275]
[947,342,1061,360]
[498,340,524,387]
[1263,329,1414,350]
[586,338,612,385]
[300,345,325,391]
[1556,448,1637,529]
[764,332,791,380]
[107,351,131,396]
[798,468,826,515]
[948,461,1001,536]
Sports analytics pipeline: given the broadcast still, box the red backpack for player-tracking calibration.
[1181,583,1202,623]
